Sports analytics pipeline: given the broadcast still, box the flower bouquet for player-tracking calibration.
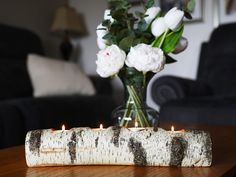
[96,0,194,128]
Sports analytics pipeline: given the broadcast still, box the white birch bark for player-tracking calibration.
[25,127,212,167]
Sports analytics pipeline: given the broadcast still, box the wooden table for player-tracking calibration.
[0,124,236,177]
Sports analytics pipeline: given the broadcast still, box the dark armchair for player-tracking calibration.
[151,23,236,125]
[0,24,116,148]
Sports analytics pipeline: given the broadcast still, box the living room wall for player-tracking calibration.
[0,0,64,58]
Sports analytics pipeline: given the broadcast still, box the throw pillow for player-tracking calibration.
[27,54,96,97]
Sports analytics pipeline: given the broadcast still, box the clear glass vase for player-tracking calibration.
[112,67,159,128]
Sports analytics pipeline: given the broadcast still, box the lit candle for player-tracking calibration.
[53,124,67,133]
[62,125,65,132]
[170,125,184,133]
[128,121,145,132]
[171,125,174,132]
[135,121,138,128]
[93,124,104,131]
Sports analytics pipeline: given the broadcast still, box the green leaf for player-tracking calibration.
[133,36,150,46]
[165,55,177,64]
[151,33,164,47]
[162,26,184,54]
[145,0,155,9]
[103,33,113,40]
[118,67,143,86]
[119,36,135,52]
[133,38,142,46]
[103,33,117,45]
[116,29,133,41]
[109,0,131,11]
[102,20,111,27]
[135,11,144,18]
[137,19,149,32]
[112,9,127,20]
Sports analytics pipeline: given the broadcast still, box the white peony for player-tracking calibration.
[126,44,165,73]
[164,7,184,31]
[151,17,168,37]
[144,7,161,24]
[104,9,114,23]
[96,45,126,77]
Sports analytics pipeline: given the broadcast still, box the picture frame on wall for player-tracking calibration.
[160,0,204,23]
[218,0,236,24]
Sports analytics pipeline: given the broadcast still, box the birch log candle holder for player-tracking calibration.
[25,126,212,167]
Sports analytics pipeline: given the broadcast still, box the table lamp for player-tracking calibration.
[51,4,87,60]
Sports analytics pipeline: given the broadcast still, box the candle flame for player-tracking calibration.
[62,125,65,131]
[135,121,138,128]
[99,124,103,129]
[171,126,174,132]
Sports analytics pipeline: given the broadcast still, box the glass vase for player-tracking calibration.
[112,67,159,128]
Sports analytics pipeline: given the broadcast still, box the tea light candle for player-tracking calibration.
[92,124,104,131]
[128,121,145,132]
[53,124,68,133]
[62,125,65,131]
[170,125,185,133]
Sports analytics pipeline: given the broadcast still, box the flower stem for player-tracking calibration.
[158,29,169,48]
[126,85,151,127]
[119,96,132,126]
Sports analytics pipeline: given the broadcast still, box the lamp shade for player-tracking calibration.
[51,5,86,36]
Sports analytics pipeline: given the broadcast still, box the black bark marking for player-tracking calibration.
[78,130,84,142]
[95,137,99,148]
[111,126,121,147]
[169,137,187,166]
[68,131,76,164]
[29,130,42,154]
[128,138,147,166]
[146,132,152,139]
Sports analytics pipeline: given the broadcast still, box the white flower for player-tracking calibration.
[126,44,165,73]
[96,23,108,38]
[96,45,126,77]
[164,7,184,31]
[144,7,161,24]
[96,24,109,49]
[97,38,107,50]
[104,9,114,23]
[151,17,168,37]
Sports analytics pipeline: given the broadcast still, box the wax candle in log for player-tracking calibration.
[128,121,145,132]
[170,125,185,133]
[53,124,68,133]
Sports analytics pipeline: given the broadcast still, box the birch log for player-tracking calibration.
[25,127,212,167]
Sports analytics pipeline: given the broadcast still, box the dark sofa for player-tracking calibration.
[0,24,116,148]
[151,23,236,125]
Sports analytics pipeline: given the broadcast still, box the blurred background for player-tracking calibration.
[0,0,230,108]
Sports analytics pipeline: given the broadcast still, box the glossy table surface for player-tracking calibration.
[0,124,236,177]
